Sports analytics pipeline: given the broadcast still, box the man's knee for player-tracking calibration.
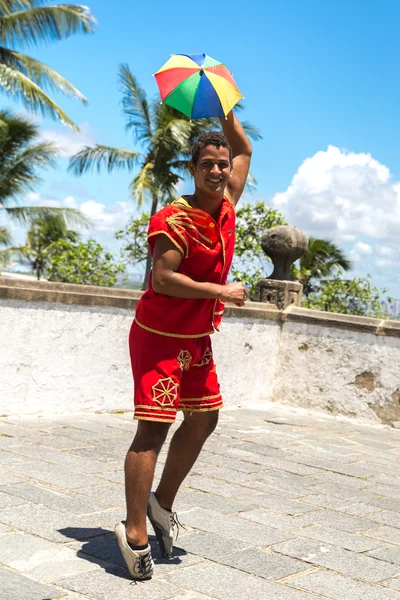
[130,420,171,452]
[184,410,219,440]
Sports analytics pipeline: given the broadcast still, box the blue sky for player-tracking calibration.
[3,0,400,302]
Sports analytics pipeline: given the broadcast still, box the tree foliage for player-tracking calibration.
[46,239,125,287]
[115,212,148,268]
[0,0,96,129]
[303,273,389,317]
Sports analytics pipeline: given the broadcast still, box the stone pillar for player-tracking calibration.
[253,226,308,310]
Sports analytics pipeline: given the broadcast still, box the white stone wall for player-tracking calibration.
[0,300,280,416]
[273,321,400,423]
[1,297,399,422]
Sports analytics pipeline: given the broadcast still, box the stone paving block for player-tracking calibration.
[384,577,400,591]
[248,493,317,515]
[0,472,25,485]
[232,442,292,459]
[237,508,315,531]
[306,483,378,503]
[5,461,102,489]
[178,530,252,560]
[0,531,99,581]
[369,511,400,529]
[17,433,90,450]
[300,508,378,532]
[166,561,322,599]
[291,569,400,600]
[57,566,180,600]
[67,443,126,463]
[96,469,125,484]
[3,482,114,515]
[339,502,382,517]
[200,451,268,474]
[368,496,400,512]
[0,566,64,600]
[240,479,308,499]
[179,508,294,546]
[367,545,400,565]
[260,470,321,488]
[218,548,310,581]
[191,464,256,485]
[75,482,125,506]
[176,488,257,515]
[298,493,359,511]
[293,524,382,552]
[184,474,251,498]
[271,537,400,582]
[309,471,374,489]
[368,485,400,500]
[365,526,400,545]
[0,504,107,543]
[0,490,27,508]
[0,450,28,465]
[8,442,117,474]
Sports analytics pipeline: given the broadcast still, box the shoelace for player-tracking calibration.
[138,552,153,578]
[170,511,185,541]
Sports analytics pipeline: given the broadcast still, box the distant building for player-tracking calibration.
[383,298,400,320]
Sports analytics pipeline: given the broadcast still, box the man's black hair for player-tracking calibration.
[191,131,232,166]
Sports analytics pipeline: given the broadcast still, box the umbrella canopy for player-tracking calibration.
[154,53,243,119]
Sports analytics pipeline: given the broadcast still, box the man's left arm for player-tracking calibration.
[219,111,253,206]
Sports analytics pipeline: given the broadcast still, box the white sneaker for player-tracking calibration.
[114,521,154,580]
[147,492,181,557]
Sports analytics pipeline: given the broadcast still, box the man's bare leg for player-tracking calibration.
[124,420,171,545]
[155,411,218,510]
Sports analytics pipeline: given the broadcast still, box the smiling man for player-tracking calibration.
[115,111,252,580]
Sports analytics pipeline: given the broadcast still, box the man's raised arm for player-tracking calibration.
[219,111,253,206]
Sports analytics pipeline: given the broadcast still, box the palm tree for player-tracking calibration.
[69,65,261,288]
[298,237,352,296]
[9,212,79,279]
[0,0,96,130]
[0,110,90,260]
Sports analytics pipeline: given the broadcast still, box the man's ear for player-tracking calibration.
[188,160,195,177]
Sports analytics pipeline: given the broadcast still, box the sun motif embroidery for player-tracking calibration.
[177,349,192,371]
[193,348,213,368]
[152,377,179,408]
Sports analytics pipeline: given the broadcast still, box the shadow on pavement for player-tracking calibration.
[58,527,187,580]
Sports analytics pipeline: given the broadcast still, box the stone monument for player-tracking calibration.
[253,226,308,310]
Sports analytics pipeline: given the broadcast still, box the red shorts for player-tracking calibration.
[129,321,223,423]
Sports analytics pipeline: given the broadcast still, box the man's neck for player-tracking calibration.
[186,190,225,219]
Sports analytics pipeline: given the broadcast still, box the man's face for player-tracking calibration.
[190,145,232,197]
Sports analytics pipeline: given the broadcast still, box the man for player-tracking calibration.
[115,111,252,580]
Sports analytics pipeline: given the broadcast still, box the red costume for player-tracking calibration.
[130,196,235,423]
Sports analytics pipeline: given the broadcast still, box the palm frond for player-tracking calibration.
[0,47,87,102]
[119,64,152,143]
[68,144,140,175]
[0,4,96,47]
[240,120,263,141]
[0,63,79,129]
[130,161,155,207]
[0,225,11,245]
[4,205,91,227]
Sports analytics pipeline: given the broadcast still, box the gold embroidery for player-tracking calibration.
[180,393,220,402]
[177,349,192,370]
[135,404,176,412]
[134,414,175,423]
[166,211,213,251]
[192,348,213,368]
[134,318,214,339]
[180,404,222,413]
[152,377,179,408]
[148,231,185,255]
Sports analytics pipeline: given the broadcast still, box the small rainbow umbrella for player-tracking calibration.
[154,53,243,119]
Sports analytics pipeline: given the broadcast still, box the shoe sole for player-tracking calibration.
[146,504,171,557]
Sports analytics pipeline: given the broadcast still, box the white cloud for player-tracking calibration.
[271,146,400,298]
[39,122,94,157]
[272,145,400,243]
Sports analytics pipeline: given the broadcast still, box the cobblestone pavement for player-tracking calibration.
[2,406,400,599]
